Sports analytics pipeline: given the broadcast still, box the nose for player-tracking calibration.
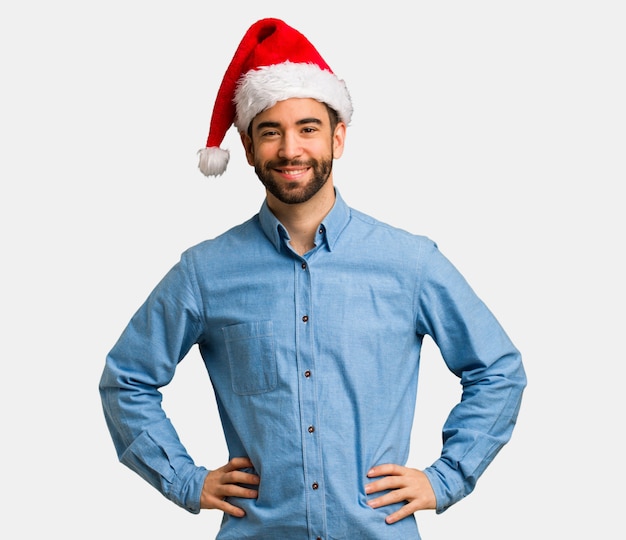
[277,131,303,160]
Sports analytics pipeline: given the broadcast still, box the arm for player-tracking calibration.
[367,239,526,519]
[99,256,209,513]
[417,242,526,513]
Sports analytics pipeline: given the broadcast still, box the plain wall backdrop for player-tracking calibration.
[1,1,624,538]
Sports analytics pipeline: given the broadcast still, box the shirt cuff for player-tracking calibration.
[423,459,467,514]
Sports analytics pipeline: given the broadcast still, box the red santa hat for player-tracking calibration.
[198,18,353,177]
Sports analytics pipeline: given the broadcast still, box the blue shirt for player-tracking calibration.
[99,190,526,539]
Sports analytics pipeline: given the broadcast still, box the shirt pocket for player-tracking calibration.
[222,320,277,395]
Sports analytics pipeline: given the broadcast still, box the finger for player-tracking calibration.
[366,486,410,509]
[219,499,248,518]
[227,470,260,485]
[384,501,419,525]
[203,485,258,514]
[225,456,255,471]
[365,475,406,495]
[220,484,259,500]
[367,463,403,478]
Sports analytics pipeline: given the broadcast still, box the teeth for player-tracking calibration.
[282,169,307,176]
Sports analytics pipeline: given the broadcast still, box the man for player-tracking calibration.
[99,18,526,539]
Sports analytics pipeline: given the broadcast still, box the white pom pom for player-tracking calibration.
[197,147,230,177]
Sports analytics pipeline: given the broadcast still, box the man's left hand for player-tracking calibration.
[365,464,437,524]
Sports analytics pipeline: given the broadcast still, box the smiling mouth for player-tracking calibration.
[276,167,309,176]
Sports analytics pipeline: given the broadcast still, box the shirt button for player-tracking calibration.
[304,370,311,378]
[312,482,319,490]
[302,315,309,323]
[319,227,324,234]
[308,425,315,433]
[301,262,307,269]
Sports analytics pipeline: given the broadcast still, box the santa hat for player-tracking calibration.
[198,18,353,177]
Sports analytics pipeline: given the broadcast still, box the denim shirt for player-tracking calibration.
[99,190,526,540]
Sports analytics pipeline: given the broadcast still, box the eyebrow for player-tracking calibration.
[255,117,323,131]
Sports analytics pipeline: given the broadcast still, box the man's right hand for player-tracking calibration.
[200,457,260,517]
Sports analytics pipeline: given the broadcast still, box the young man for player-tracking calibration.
[99,18,526,539]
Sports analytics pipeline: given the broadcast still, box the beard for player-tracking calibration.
[254,156,333,205]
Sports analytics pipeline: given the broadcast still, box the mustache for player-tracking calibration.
[266,159,314,169]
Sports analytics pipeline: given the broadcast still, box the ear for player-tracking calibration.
[240,131,255,166]
[332,122,347,159]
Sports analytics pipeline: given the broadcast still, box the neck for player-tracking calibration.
[267,181,336,255]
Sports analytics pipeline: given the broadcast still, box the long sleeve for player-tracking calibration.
[415,241,527,513]
[98,256,209,513]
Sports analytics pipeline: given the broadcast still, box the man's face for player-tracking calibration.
[242,98,345,205]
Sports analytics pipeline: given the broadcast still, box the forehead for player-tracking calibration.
[254,97,328,125]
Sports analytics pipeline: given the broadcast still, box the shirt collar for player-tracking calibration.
[258,188,351,253]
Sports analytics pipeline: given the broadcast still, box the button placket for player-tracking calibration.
[294,257,325,537]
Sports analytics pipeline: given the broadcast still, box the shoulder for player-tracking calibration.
[183,214,262,256]
[348,206,437,252]
[172,215,268,281]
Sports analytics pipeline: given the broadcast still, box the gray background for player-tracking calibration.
[2,1,623,538]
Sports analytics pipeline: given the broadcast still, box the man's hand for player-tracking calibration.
[200,457,260,517]
[365,464,436,524]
